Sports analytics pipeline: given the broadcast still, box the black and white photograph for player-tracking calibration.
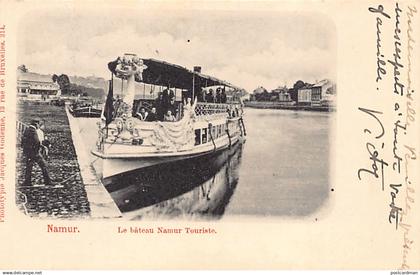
[1,0,420,271]
[15,7,336,220]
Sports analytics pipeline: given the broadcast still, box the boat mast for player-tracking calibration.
[121,78,124,97]
[192,72,195,101]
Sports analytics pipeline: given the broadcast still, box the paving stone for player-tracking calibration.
[16,103,91,219]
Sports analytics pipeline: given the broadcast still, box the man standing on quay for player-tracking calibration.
[21,120,52,186]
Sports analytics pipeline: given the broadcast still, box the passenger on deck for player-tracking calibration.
[136,107,148,121]
[168,97,178,117]
[154,92,164,121]
[164,110,176,122]
[162,88,170,110]
[215,88,221,103]
[146,107,158,122]
[197,88,205,102]
[169,89,175,100]
[221,88,227,103]
[206,89,215,103]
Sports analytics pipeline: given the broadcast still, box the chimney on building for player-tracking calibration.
[193,66,201,73]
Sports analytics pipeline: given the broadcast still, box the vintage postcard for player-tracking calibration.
[0,0,419,270]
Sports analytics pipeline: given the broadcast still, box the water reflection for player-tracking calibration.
[225,108,331,217]
[103,142,244,219]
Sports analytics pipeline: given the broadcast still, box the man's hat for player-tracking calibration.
[30,120,39,126]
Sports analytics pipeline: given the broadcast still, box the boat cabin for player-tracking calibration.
[106,55,244,123]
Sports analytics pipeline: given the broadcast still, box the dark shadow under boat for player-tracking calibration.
[102,142,244,219]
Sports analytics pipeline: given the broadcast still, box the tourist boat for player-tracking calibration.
[91,53,246,179]
[68,99,103,117]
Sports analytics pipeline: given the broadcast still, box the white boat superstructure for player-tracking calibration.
[92,102,245,178]
[91,53,246,179]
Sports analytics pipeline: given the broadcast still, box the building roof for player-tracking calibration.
[17,72,60,90]
[28,83,59,90]
[312,79,331,88]
[298,84,313,90]
[272,86,289,93]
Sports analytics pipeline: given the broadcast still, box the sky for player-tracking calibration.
[18,8,336,92]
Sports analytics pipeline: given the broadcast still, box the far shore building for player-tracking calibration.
[297,79,336,107]
[271,86,293,105]
[297,84,313,106]
[17,71,61,102]
[310,79,334,106]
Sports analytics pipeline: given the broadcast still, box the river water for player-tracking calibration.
[227,108,332,217]
[100,107,333,220]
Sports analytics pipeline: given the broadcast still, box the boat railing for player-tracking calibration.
[194,102,242,118]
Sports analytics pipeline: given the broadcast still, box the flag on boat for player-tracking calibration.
[102,78,114,126]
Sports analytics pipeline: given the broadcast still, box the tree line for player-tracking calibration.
[52,74,103,98]
[18,65,104,99]
[251,80,309,102]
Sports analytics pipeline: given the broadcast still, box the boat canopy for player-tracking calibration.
[108,57,241,91]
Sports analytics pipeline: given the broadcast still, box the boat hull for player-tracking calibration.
[104,141,243,216]
[94,135,241,180]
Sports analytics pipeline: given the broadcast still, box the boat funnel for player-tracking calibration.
[193,66,201,73]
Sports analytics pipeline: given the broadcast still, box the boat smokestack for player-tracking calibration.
[193,66,201,73]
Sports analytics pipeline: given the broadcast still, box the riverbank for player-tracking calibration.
[16,102,91,218]
[65,107,122,219]
[244,101,335,112]
[16,101,122,219]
